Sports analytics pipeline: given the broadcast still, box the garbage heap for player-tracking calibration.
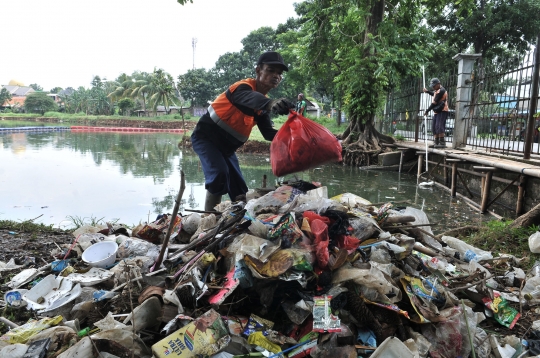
[1,181,539,358]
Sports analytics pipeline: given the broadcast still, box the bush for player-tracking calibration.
[184,112,191,119]
[174,114,181,119]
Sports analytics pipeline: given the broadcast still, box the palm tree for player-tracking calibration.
[129,71,153,116]
[149,68,177,115]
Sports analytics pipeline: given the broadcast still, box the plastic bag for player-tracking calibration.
[270,111,342,177]
[529,232,540,253]
[311,219,329,268]
[1,316,63,344]
[116,236,160,261]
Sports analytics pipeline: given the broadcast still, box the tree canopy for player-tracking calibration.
[24,92,58,114]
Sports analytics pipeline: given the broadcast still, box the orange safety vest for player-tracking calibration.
[433,89,449,112]
[208,79,260,143]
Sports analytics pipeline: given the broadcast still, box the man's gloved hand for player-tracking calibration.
[268,98,295,115]
[424,111,429,116]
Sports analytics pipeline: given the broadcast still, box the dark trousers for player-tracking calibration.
[432,111,449,135]
[191,132,248,201]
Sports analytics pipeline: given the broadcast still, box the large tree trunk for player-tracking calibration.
[509,201,540,229]
[341,115,395,167]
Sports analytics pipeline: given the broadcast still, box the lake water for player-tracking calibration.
[0,122,490,230]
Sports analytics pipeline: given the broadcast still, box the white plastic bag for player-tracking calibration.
[529,232,540,253]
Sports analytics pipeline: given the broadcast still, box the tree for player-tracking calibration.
[298,0,431,166]
[24,92,58,114]
[177,68,216,107]
[129,71,153,116]
[29,83,43,91]
[149,68,177,114]
[49,87,63,94]
[118,98,135,116]
[0,88,12,106]
[212,51,253,93]
[426,0,540,69]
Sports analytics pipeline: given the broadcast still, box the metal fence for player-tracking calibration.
[463,50,540,155]
[384,49,540,156]
[383,70,457,142]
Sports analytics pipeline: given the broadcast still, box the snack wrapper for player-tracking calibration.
[482,291,520,329]
[312,295,341,332]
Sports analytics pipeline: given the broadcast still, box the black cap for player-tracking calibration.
[430,78,441,87]
[257,51,289,71]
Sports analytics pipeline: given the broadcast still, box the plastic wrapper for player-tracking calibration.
[247,331,281,353]
[330,192,372,208]
[268,213,304,248]
[400,276,453,323]
[290,194,345,215]
[116,237,160,261]
[270,111,342,177]
[421,305,476,358]
[94,312,128,331]
[333,264,402,303]
[248,220,269,239]
[1,316,63,344]
[482,291,520,328]
[152,309,228,358]
[227,233,280,264]
[92,329,152,357]
[349,217,382,241]
[312,295,341,332]
[282,300,312,325]
[189,213,217,242]
[242,314,274,336]
[311,219,329,268]
[245,186,301,218]
[182,213,200,235]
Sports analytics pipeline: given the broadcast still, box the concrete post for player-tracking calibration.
[452,53,482,149]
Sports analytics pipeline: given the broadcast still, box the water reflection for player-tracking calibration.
[0,127,491,230]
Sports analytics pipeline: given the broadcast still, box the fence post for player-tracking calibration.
[524,35,540,160]
[452,53,482,149]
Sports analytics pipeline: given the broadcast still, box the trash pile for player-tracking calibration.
[1,180,540,358]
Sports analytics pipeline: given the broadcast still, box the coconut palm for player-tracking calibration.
[149,68,177,115]
[129,71,153,116]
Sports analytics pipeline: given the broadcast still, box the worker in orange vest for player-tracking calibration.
[191,52,294,211]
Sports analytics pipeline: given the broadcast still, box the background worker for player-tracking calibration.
[296,93,307,115]
[191,51,294,211]
[423,78,449,148]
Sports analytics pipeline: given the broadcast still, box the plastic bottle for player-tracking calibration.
[524,287,540,300]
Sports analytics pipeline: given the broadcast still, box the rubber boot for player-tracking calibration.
[435,137,446,148]
[428,137,439,148]
[205,191,222,211]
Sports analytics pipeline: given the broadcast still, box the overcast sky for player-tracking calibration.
[1,0,298,91]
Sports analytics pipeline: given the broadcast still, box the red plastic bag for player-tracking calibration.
[271,111,342,177]
[310,219,329,268]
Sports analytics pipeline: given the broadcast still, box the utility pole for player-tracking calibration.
[192,37,198,70]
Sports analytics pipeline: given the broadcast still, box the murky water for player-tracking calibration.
[0,122,491,230]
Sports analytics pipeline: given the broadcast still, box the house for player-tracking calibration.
[1,80,36,110]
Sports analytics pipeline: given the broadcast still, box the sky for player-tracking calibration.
[0,0,298,91]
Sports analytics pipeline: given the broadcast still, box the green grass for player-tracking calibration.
[463,220,540,269]
[0,219,61,234]
[250,114,345,142]
[1,112,198,123]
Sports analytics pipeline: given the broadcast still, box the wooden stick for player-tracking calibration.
[151,170,186,272]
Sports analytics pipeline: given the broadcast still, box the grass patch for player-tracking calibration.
[0,219,62,234]
[463,220,540,268]
[1,112,198,123]
[65,215,117,229]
